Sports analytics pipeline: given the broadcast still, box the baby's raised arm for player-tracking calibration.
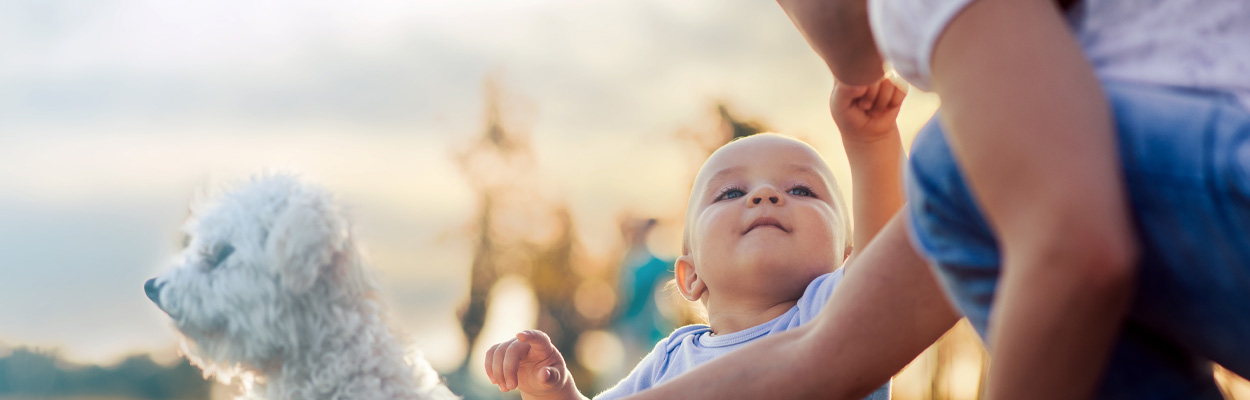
[831,76,907,261]
[484,330,588,400]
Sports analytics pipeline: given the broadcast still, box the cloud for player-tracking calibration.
[0,0,831,139]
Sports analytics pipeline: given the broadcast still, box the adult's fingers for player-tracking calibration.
[502,340,533,391]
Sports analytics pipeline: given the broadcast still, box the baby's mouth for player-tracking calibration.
[744,217,789,234]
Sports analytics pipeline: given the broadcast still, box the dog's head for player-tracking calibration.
[146,173,374,378]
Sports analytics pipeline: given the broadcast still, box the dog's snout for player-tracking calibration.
[145,278,163,306]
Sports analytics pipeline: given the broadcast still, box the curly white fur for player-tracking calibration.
[146,173,457,400]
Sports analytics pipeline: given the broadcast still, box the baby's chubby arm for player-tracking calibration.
[832,76,907,261]
[484,330,588,400]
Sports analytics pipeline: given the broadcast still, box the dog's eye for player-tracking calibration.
[205,243,235,269]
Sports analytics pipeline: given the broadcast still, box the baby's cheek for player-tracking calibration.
[801,208,842,252]
[693,209,736,248]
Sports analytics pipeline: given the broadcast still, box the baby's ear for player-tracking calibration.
[267,188,345,293]
[674,255,706,302]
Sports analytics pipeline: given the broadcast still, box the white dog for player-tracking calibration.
[145,173,457,400]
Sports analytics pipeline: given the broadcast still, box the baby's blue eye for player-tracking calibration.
[716,189,745,201]
[789,187,813,197]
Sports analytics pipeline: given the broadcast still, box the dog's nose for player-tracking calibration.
[145,278,162,306]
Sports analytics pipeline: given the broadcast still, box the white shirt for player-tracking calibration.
[868,0,1250,109]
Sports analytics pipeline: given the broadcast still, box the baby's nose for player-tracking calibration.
[751,195,779,205]
[747,185,784,207]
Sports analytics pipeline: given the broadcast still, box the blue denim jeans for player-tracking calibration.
[906,80,1250,399]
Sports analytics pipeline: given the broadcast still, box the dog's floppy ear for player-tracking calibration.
[267,187,345,293]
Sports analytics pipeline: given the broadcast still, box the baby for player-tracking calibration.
[484,76,908,400]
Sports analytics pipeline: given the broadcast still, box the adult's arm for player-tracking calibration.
[928,0,1138,398]
[775,0,883,85]
[622,214,960,399]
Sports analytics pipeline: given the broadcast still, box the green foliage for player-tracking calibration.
[716,104,769,141]
[0,348,210,399]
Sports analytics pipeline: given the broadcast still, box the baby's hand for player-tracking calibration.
[830,72,908,144]
[484,330,575,398]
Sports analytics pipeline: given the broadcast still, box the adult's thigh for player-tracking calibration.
[1110,81,1250,376]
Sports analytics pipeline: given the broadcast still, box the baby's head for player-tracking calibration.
[675,133,850,309]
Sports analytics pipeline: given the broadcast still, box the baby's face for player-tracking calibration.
[685,135,845,300]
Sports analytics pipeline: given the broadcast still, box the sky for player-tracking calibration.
[0,0,939,371]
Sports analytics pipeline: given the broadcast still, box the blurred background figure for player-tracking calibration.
[610,217,675,368]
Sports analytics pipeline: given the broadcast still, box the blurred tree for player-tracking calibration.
[678,102,770,157]
[449,77,606,397]
[530,207,598,390]
[718,104,770,142]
